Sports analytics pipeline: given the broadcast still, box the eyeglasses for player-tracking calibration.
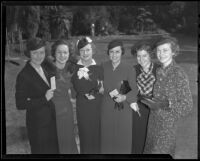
[80,48,92,53]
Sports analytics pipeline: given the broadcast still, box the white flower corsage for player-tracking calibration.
[77,67,90,80]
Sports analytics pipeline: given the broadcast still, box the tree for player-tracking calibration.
[95,6,110,35]
[135,7,154,33]
[17,6,40,39]
[168,2,186,31]
[37,6,51,40]
[48,6,73,39]
[182,1,198,35]
[6,6,21,43]
[71,6,100,36]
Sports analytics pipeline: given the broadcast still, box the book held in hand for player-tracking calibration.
[85,94,95,100]
[110,80,132,111]
[50,76,56,90]
[109,89,119,98]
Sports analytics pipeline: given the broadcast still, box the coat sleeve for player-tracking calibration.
[98,64,104,81]
[168,69,193,120]
[125,66,138,103]
[70,71,77,99]
[15,73,48,110]
[69,81,77,99]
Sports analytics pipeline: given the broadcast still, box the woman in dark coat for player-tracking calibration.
[130,42,160,154]
[15,38,59,154]
[71,36,103,154]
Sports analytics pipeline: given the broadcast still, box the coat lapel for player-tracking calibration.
[26,62,50,89]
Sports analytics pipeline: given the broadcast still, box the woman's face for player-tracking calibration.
[79,44,93,62]
[156,43,174,65]
[30,47,45,66]
[109,46,122,64]
[137,49,151,69]
[55,44,70,64]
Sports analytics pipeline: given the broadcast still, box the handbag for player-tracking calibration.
[113,80,132,111]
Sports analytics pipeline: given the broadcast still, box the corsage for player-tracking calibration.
[77,67,90,80]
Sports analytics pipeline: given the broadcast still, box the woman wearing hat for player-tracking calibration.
[130,42,160,154]
[71,36,103,154]
[45,39,78,154]
[15,37,59,154]
[141,36,193,158]
[100,39,138,154]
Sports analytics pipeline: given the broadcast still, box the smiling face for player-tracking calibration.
[137,49,151,69]
[109,46,122,64]
[55,44,70,65]
[156,43,174,67]
[30,47,45,66]
[79,44,93,62]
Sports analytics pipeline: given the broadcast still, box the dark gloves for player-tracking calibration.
[141,97,170,111]
[113,96,124,111]
[137,95,152,102]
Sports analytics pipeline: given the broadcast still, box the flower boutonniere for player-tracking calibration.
[77,67,90,80]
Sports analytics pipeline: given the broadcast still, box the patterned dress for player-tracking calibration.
[71,60,103,154]
[132,62,160,154]
[143,60,193,158]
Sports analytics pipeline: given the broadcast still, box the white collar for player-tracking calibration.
[77,59,96,66]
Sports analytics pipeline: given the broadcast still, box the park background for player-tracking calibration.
[3,1,198,159]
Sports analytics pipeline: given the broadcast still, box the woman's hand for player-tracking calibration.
[130,102,141,117]
[114,94,126,103]
[70,98,77,107]
[98,80,104,94]
[99,86,104,94]
[45,89,54,101]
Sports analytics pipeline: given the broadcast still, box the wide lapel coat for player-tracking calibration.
[15,61,59,154]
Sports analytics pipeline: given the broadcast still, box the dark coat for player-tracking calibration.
[15,61,59,154]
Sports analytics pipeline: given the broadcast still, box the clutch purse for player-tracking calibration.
[119,80,131,94]
[84,80,102,100]
[112,80,132,111]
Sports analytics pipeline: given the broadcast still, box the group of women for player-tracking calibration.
[15,35,193,158]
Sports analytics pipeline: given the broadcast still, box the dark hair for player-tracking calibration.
[77,36,93,50]
[107,39,125,55]
[51,39,72,60]
[76,37,95,56]
[131,43,153,58]
[25,37,46,58]
[155,36,180,56]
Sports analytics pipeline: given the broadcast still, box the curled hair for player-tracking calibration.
[50,39,78,74]
[155,36,180,56]
[51,39,73,60]
[131,42,153,58]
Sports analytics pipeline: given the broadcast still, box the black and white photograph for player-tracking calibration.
[2,1,198,159]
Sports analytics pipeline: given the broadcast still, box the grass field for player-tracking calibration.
[4,34,198,158]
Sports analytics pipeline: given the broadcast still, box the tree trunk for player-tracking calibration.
[6,28,10,58]
[18,29,24,56]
